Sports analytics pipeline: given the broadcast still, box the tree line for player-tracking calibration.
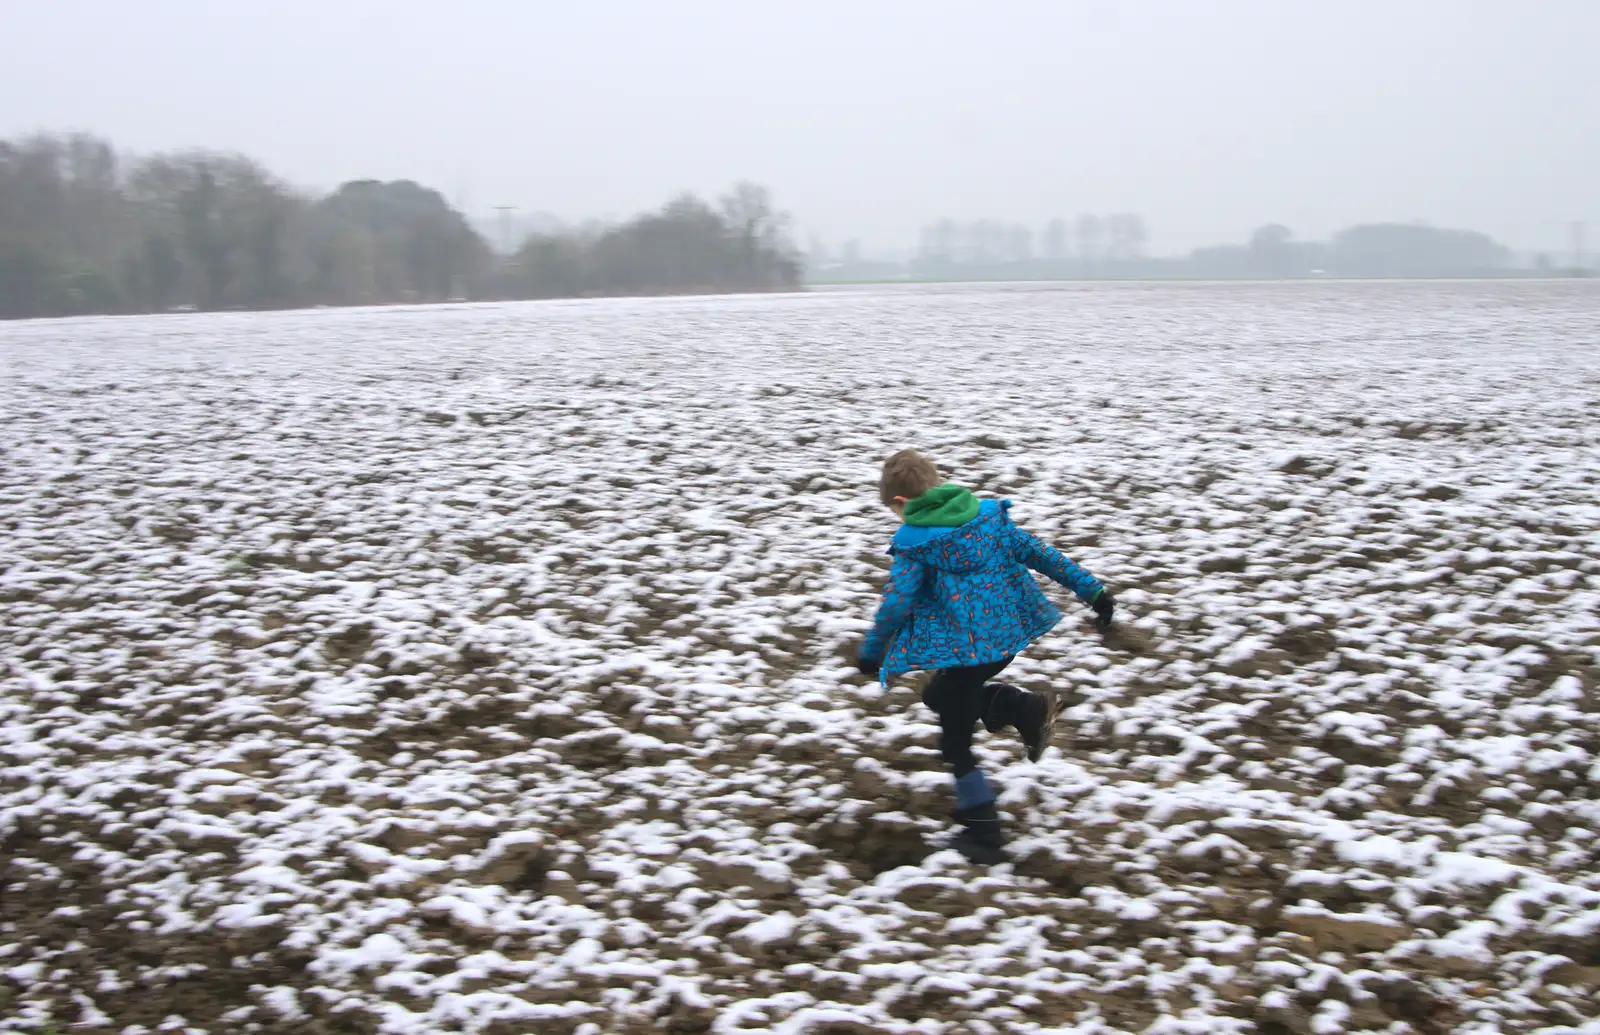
[0,132,801,320]
[1185,222,1512,278]
[912,214,1153,268]
[872,216,1515,281]
[504,183,800,299]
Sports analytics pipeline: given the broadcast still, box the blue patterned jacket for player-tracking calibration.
[860,500,1103,683]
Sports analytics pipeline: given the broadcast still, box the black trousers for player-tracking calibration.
[920,656,1024,778]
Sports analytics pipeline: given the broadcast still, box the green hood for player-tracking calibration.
[903,484,981,527]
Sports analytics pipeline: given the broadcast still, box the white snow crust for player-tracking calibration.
[1,281,1597,1033]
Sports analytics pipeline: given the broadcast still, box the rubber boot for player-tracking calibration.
[949,802,1006,865]
[983,683,1060,762]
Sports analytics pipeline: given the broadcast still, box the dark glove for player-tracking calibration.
[1090,590,1115,629]
[857,655,881,678]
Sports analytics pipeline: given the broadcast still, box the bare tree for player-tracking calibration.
[1075,214,1103,266]
[1042,218,1067,261]
[1008,224,1034,263]
[1106,213,1151,261]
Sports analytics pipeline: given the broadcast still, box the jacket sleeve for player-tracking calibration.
[1009,524,1104,603]
[860,553,926,662]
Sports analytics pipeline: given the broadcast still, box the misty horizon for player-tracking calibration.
[4,0,1597,255]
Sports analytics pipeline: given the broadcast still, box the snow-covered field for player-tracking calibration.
[1,281,1598,1035]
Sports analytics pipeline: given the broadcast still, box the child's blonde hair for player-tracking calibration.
[879,449,942,507]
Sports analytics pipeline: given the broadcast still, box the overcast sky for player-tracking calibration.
[3,0,1596,253]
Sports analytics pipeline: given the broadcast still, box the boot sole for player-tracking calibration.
[1024,691,1060,763]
